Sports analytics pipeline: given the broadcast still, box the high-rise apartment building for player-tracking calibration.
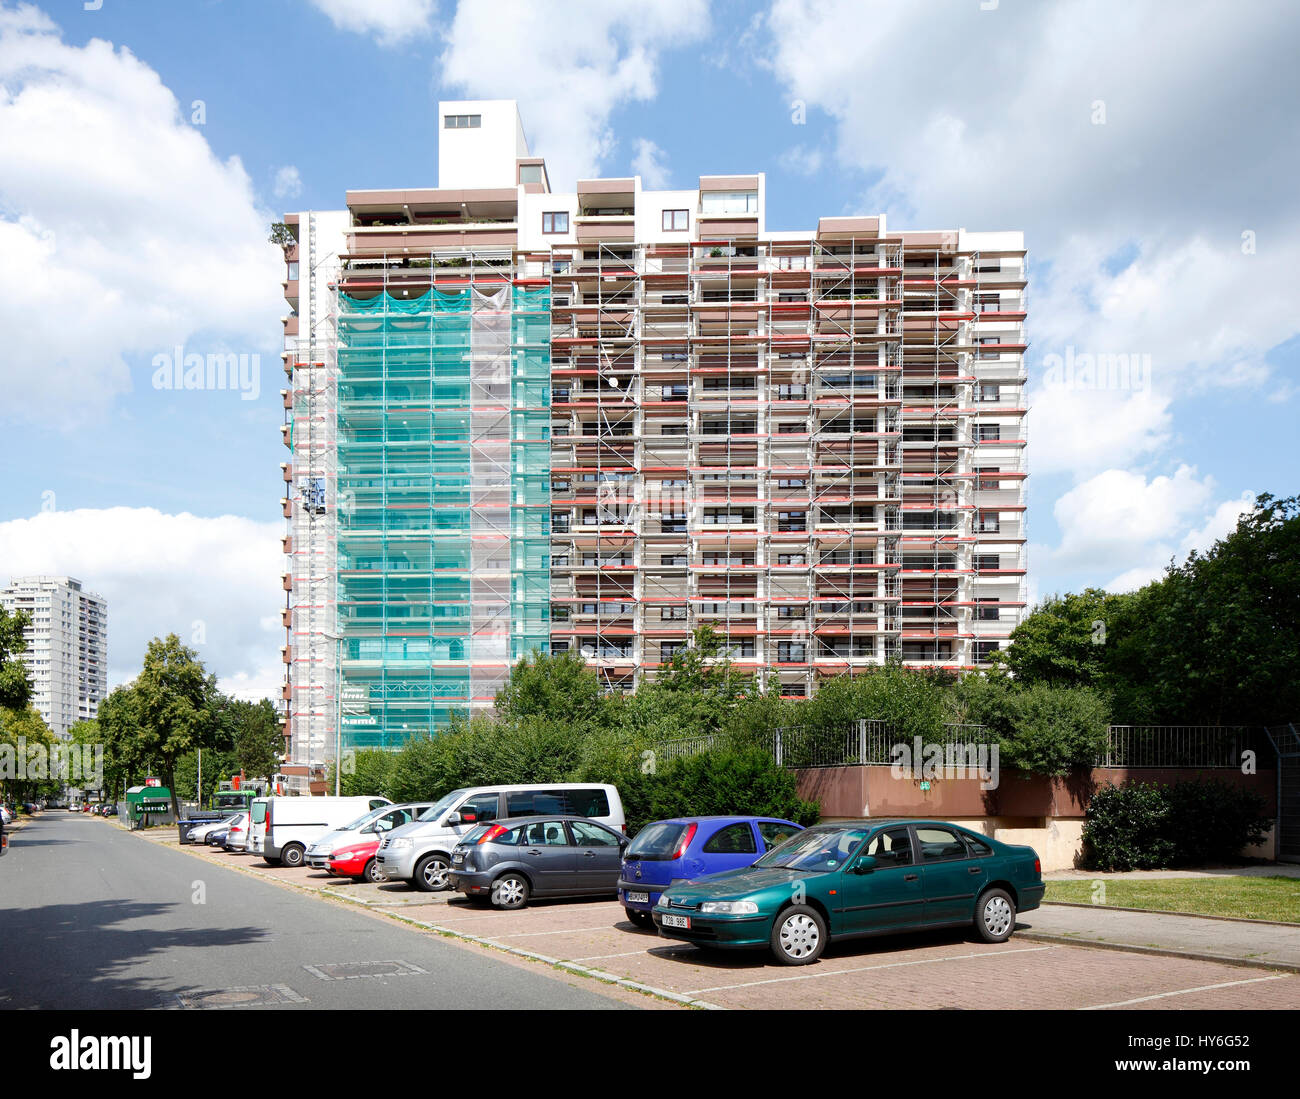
[278,100,1027,777]
[1,576,108,738]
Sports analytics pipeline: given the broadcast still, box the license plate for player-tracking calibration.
[626,891,649,904]
[661,914,690,929]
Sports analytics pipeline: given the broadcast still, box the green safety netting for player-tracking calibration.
[335,283,551,749]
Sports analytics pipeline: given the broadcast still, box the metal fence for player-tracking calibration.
[1100,726,1274,769]
[656,722,1282,772]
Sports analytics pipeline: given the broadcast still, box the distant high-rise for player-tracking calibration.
[277,101,1028,780]
[1,576,108,738]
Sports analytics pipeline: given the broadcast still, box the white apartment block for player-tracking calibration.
[1,576,108,738]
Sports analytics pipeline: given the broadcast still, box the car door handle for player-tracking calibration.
[527,849,542,855]
[904,873,918,881]
[583,851,597,858]
[968,866,983,874]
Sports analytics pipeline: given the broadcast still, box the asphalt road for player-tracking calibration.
[0,812,633,1010]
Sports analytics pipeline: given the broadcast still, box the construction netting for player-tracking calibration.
[335,284,551,747]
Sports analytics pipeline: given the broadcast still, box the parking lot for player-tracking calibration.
[164,832,1300,1011]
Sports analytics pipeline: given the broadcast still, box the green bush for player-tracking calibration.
[1082,779,1272,870]
[339,749,396,799]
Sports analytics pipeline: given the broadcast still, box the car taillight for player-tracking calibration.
[478,824,508,845]
[672,823,698,860]
[1034,858,1041,875]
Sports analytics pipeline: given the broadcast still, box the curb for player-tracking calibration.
[127,826,707,1008]
[1043,899,1300,929]
[1018,931,1300,974]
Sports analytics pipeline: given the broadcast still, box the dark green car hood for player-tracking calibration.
[660,864,822,903]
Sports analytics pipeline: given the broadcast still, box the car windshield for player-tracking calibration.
[339,807,385,831]
[753,826,870,872]
[417,790,467,823]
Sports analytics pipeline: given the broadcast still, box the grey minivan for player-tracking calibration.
[449,815,629,909]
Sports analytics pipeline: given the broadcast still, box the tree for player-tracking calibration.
[0,705,61,806]
[132,635,222,814]
[494,649,609,728]
[228,698,284,782]
[0,604,32,711]
[995,588,1118,688]
[98,685,148,795]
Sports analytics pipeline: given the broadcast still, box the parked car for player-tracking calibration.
[101,804,118,817]
[306,802,436,882]
[377,783,625,892]
[619,816,805,928]
[221,812,251,852]
[248,795,392,868]
[187,814,240,845]
[653,819,1044,966]
[0,806,12,825]
[449,815,629,909]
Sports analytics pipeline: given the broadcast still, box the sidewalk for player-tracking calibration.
[1021,903,1300,972]
[1046,864,1300,880]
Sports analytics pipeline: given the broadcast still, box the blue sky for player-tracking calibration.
[1,0,1296,695]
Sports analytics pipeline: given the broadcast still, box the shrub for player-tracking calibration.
[339,749,396,799]
[1082,779,1272,870]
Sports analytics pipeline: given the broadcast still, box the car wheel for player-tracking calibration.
[491,873,529,910]
[770,905,827,966]
[281,844,305,868]
[625,908,654,929]
[975,887,1016,943]
[414,853,451,892]
[362,858,387,884]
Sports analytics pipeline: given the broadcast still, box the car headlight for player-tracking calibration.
[699,900,759,915]
[656,894,676,908]
[388,838,412,850]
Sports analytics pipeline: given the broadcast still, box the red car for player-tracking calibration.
[327,838,387,883]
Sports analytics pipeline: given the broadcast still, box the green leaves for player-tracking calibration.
[1082,780,1272,871]
[0,603,33,711]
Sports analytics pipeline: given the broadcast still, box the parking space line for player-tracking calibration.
[571,948,693,962]
[497,925,622,938]
[684,945,1055,995]
[1080,973,1291,1010]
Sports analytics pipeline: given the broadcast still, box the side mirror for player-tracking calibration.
[445,811,462,825]
[359,824,375,834]
[852,855,877,874]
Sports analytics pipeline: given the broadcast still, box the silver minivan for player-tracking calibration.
[375,783,625,892]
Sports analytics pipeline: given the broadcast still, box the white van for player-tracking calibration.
[374,783,624,892]
[249,795,391,868]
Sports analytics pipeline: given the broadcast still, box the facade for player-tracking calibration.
[278,101,1027,778]
[1,576,108,739]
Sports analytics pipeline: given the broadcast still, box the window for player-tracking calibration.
[978,384,1000,402]
[777,642,807,662]
[703,822,758,855]
[976,599,1000,621]
[978,512,1001,533]
[661,423,687,436]
[915,827,968,862]
[523,820,571,846]
[542,211,569,234]
[976,424,1001,442]
[724,639,755,658]
[778,510,807,532]
[781,682,806,697]
[660,606,687,620]
[974,554,1000,572]
[286,262,299,280]
[777,553,807,566]
[757,821,799,850]
[519,164,544,184]
[662,209,689,231]
[551,512,570,533]
[457,793,499,825]
[865,827,913,866]
[661,554,687,566]
[777,422,806,434]
[962,831,993,857]
[700,191,759,215]
[444,114,481,128]
[660,642,685,659]
[973,640,1000,664]
[776,606,806,618]
[570,820,619,846]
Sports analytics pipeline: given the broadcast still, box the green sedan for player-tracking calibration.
[652,819,1044,965]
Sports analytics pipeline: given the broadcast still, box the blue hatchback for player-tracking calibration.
[618,816,805,927]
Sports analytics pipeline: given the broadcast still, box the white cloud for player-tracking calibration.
[273,165,303,199]
[777,144,824,177]
[0,507,284,700]
[0,5,282,427]
[631,138,670,190]
[1045,467,1253,592]
[438,0,712,187]
[308,0,435,45]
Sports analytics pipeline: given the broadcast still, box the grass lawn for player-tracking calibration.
[1045,877,1300,923]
